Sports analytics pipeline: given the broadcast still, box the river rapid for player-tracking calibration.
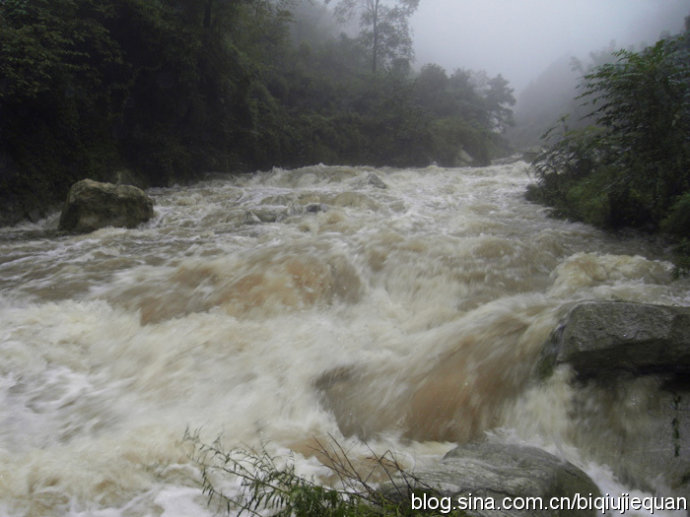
[0,163,688,516]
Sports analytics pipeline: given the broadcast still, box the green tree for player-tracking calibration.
[531,31,690,233]
[0,0,299,222]
[414,63,450,115]
[0,0,128,221]
[0,0,519,225]
[324,0,419,73]
[410,64,514,165]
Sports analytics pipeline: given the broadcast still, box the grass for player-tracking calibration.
[184,430,468,517]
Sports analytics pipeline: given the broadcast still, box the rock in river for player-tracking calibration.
[59,179,154,233]
[536,301,690,379]
[535,300,690,497]
[383,439,599,517]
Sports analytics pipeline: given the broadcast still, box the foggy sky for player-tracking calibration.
[411,0,690,94]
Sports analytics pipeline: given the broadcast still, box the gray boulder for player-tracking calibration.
[536,301,690,379]
[535,301,690,497]
[59,179,154,233]
[384,440,599,517]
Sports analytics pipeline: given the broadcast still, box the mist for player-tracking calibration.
[411,0,690,95]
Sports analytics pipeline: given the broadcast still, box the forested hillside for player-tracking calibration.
[0,0,515,225]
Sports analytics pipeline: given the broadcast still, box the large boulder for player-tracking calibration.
[536,301,690,379]
[59,179,154,233]
[535,301,690,497]
[383,440,599,517]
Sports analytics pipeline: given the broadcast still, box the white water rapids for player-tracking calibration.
[0,163,688,516]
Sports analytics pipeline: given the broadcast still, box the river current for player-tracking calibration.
[0,163,688,516]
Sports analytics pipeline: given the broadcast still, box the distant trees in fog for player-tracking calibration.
[0,0,517,223]
[325,0,420,73]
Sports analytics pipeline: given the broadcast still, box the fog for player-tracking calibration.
[411,0,690,94]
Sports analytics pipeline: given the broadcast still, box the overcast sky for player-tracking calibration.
[411,0,690,94]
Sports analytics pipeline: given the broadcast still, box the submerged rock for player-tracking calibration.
[366,173,388,189]
[383,440,599,517]
[566,374,690,497]
[305,203,327,213]
[244,207,290,224]
[58,179,154,233]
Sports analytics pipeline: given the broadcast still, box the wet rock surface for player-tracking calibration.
[59,179,154,233]
[383,440,599,517]
[537,301,690,378]
[536,301,690,497]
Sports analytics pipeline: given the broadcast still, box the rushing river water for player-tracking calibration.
[1,163,688,516]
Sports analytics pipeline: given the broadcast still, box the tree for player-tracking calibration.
[0,0,519,225]
[531,31,690,232]
[414,63,449,115]
[483,74,515,133]
[324,0,419,73]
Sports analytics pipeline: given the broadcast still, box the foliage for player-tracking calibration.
[0,0,287,221]
[671,238,690,278]
[185,430,468,516]
[324,0,419,74]
[531,30,690,236]
[0,0,516,225]
[412,65,514,165]
[0,0,127,221]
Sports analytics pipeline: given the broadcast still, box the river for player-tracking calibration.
[0,163,688,516]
